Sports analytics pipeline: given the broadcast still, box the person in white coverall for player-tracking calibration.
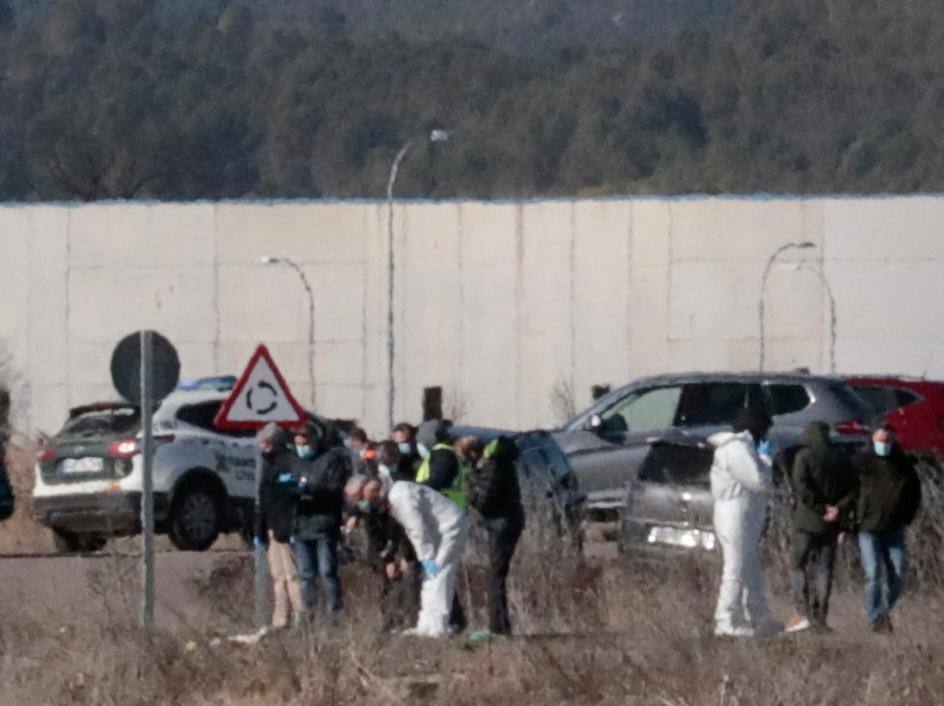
[353,475,468,638]
[710,407,779,638]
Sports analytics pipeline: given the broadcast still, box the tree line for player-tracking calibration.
[0,0,941,202]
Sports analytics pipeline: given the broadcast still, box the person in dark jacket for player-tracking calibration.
[255,422,304,629]
[852,424,922,632]
[376,439,417,484]
[457,435,526,637]
[786,421,856,633]
[292,423,348,617]
[392,422,420,477]
[415,419,463,504]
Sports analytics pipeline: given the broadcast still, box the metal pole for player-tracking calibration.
[386,140,416,434]
[285,260,316,409]
[139,331,155,629]
[758,242,815,371]
[253,443,268,631]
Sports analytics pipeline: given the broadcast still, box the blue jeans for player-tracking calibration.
[293,535,342,615]
[858,530,906,625]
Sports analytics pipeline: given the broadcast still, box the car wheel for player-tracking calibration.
[52,529,107,554]
[168,485,221,551]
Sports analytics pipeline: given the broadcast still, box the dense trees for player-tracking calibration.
[0,0,942,201]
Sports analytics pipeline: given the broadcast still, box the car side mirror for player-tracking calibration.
[588,414,603,430]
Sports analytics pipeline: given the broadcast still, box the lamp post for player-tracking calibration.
[779,262,838,374]
[385,128,449,432]
[758,241,816,371]
[261,256,316,408]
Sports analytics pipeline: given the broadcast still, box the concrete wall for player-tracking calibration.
[2,195,941,436]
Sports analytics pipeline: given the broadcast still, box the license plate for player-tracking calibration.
[647,526,716,550]
[61,457,105,474]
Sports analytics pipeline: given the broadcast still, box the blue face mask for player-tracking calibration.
[398,442,412,455]
[874,441,892,457]
[296,445,314,459]
[357,499,373,513]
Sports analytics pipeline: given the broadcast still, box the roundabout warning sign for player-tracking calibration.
[213,344,306,430]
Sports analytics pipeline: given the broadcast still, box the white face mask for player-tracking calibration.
[417,443,430,459]
[397,442,412,455]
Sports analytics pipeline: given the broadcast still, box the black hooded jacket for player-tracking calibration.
[255,444,300,543]
[790,422,856,534]
[466,436,524,520]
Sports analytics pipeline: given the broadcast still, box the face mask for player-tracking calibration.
[296,445,313,459]
[357,499,373,513]
[398,442,412,455]
[874,441,892,457]
[417,443,430,460]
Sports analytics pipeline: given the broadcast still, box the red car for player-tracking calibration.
[846,376,944,455]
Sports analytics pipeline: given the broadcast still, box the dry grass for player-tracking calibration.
[4,439,944,704]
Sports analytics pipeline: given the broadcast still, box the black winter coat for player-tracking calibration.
[852,447,922,534]
[0,439,13,521]
[791,422,856,534]
[424,447,460,492]
[254,448,300,542]
[294,447,348,539]
[467,436,524,520]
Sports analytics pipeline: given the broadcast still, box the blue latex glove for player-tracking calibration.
[277,472,294,483]
[420,560,441,579]
[253,536,266,550]
[757,440,773,457]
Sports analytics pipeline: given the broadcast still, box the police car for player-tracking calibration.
[33,377,340,553]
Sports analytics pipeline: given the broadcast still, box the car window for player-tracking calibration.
[766,384,812,416]
[59,406,140,438]
[676,383,748,426]
[601,386,682,434]
[638,443,714,487]
[176,401,255,438]
[852,386,896,415]
[894,388,923,409]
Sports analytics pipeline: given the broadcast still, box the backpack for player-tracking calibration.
[468,437,519,518]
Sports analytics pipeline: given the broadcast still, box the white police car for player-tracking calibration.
[34,377,285,552]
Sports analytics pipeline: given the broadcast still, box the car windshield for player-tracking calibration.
[829,383,877,424]
[58,406,141,438]
[638,442,714,487]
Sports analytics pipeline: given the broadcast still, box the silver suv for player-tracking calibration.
[553,372,875,515]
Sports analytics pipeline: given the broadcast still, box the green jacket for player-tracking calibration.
[791,422,856,534]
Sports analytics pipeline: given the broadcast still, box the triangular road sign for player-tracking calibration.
[214,344,306,430]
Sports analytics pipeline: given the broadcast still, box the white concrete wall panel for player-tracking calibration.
[517,201,576,428]
[670,198,808,262]
[69,204,216,267]
[823,197,944,261]
[572,200,633,411]
[628,201,671,379]
[215,203,365,263]
[456,202,519,428]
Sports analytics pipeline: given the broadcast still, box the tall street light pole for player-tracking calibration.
[261,256,316,409]
[758,241,816,371]
[385,129,449,432]
[780,261,838,374]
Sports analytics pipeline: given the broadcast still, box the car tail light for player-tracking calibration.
[835,419,871,436]
[108,439,140,458]
[36,447,57,462]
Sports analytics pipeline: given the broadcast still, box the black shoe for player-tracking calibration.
[870,615,893,634]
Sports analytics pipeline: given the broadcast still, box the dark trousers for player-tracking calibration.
[790,528,837,625]
[484,513,524,635]
[293,535,343,615]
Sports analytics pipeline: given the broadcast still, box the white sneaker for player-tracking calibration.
[786,615,811,633]
[714,624,756,638]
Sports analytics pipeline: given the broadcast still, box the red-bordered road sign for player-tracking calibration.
[214,344,306,430]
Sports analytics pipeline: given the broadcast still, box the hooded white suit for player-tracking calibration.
[387,480,468,637]
[709,430,773,636]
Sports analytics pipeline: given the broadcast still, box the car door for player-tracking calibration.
[560,385,684,510]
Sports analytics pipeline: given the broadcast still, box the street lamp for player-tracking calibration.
[385,128,449,432]
[260,256,316,409]
[779,262,838,374]
[758,241,816,371]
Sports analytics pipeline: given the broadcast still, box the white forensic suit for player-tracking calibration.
[709,430,774,637]
[387,481,468,637]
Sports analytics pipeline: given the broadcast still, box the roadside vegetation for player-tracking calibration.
[0,0,942,201]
